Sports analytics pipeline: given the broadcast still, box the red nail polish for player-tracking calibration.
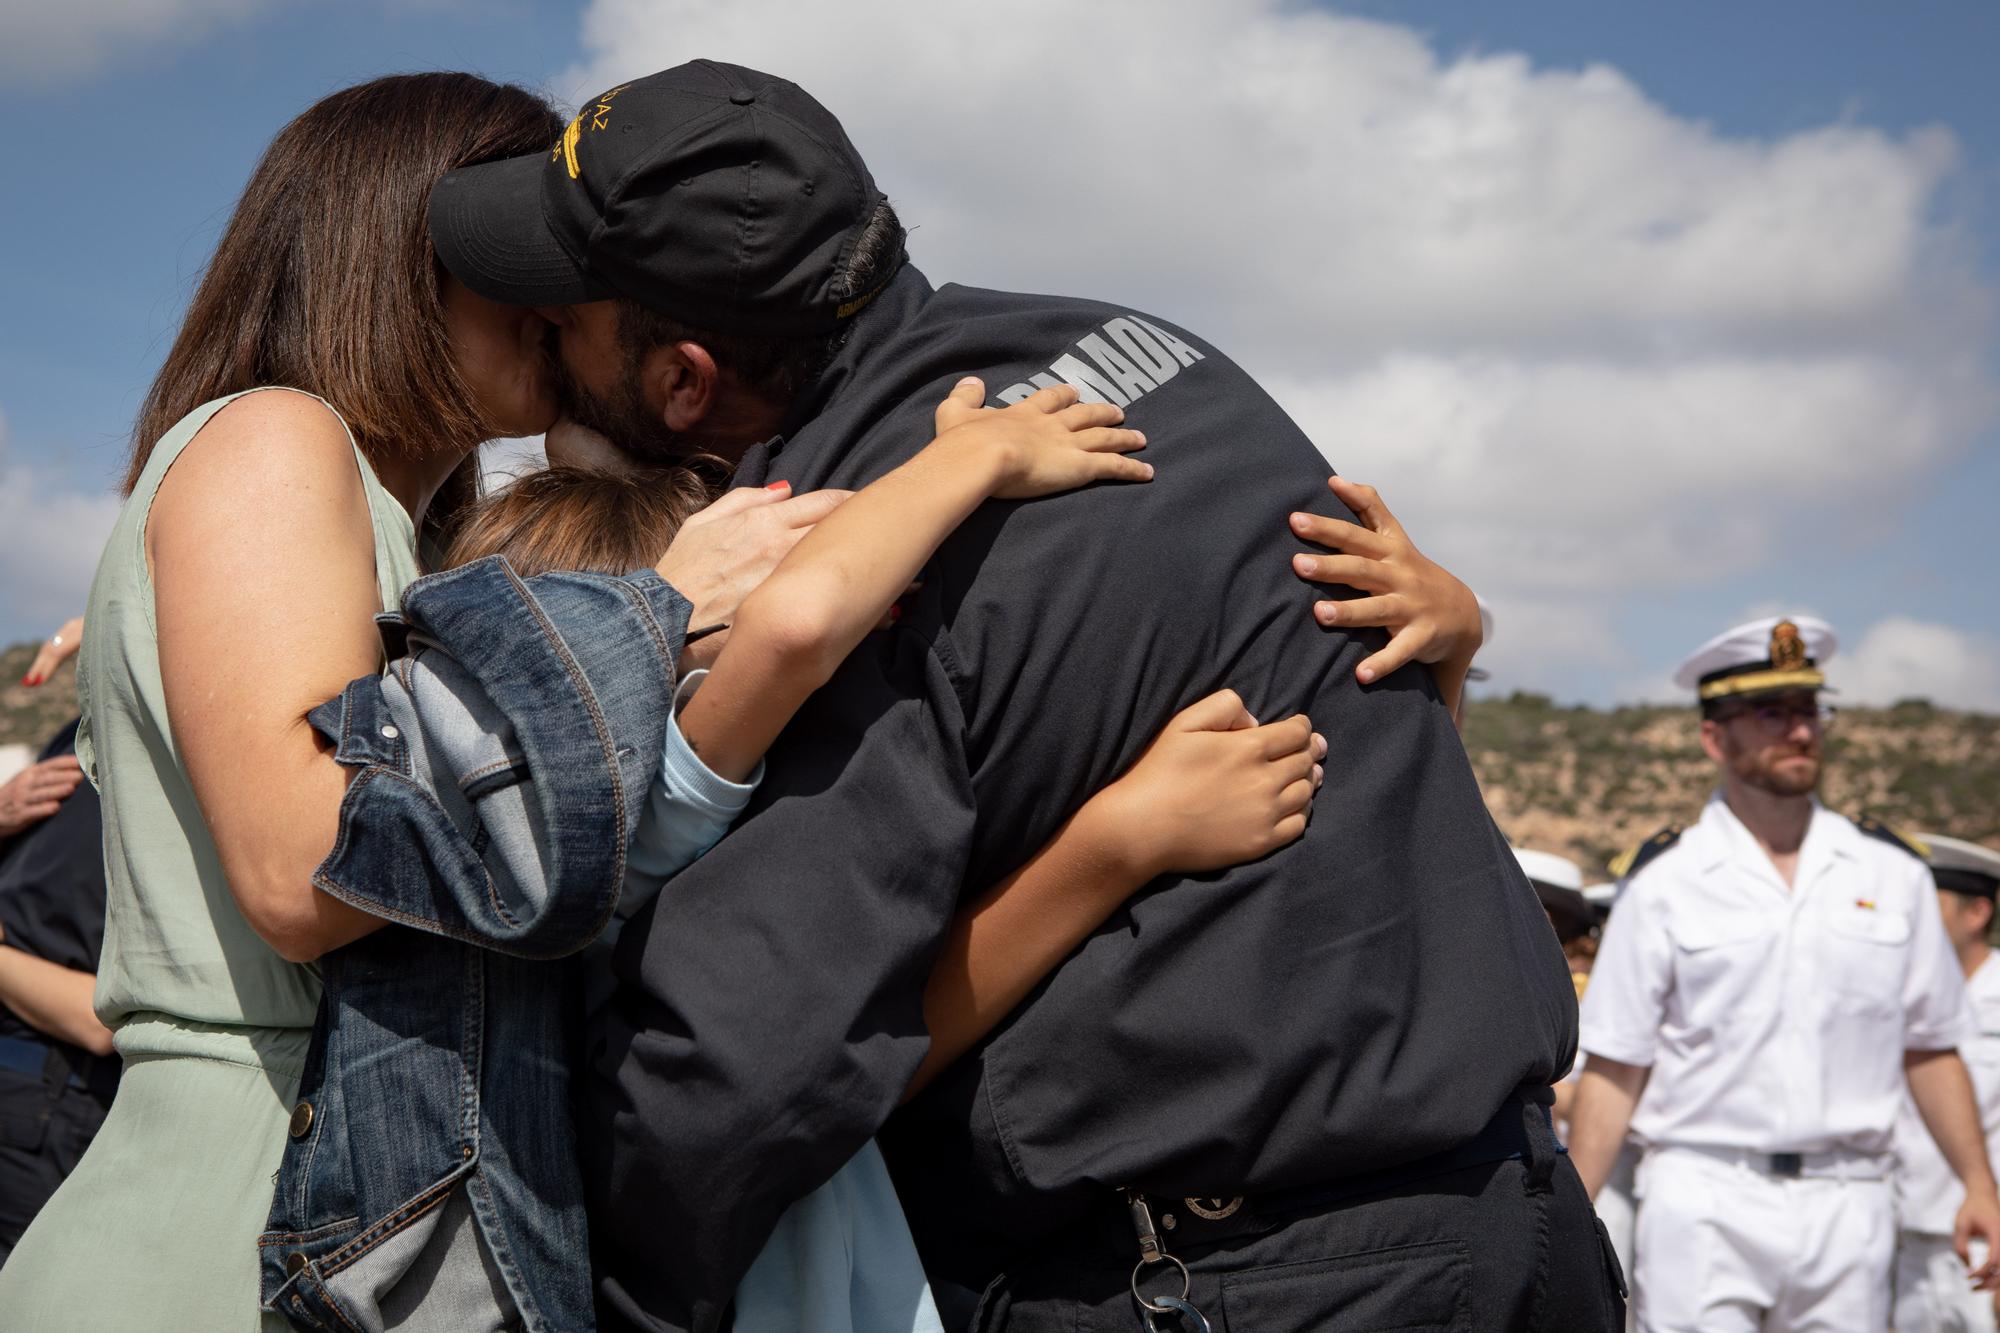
[765,480,790,492]
[888,603,903,622]
[18,676,30,686]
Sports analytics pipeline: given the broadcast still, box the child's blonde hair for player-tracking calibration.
[442,466,713,577]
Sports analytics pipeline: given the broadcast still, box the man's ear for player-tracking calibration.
[642,340,721,433]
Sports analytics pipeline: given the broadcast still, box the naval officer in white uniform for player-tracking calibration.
[1894,834,2000,1333]
[1567,615,2000,1332]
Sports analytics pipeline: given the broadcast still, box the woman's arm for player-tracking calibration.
[0,937,113,1056]
[677,379,1148,781]
[1287,476,1482,716]
[150,392,394,963]
[904,689,1324,1099]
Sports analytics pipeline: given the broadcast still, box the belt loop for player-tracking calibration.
[1521,1095,1558,1195]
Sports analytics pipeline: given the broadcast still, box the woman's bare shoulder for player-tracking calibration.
[151,389,369,541]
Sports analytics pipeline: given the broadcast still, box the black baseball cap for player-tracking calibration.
[428,60,903,335]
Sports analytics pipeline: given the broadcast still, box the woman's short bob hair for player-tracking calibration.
[128,73,563,496]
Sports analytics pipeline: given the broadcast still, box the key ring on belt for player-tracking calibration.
[1123,1188,1214,1332]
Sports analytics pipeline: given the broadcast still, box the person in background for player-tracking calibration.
[1578,876,1639,1303]
[1513,846,1592,1131]
[16,618,82,691]
[1568,615,2000,1332]
[1894,834,2000,1333]
[0,623,115,1263]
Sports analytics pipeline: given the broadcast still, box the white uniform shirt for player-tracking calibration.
[1893,952,2000,1234]
[1580,793,1972,1155]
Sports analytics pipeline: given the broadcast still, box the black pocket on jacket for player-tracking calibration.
[1220,1238,1469,1331]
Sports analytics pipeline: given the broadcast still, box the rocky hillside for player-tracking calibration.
[6,640,1994,876]
[1465,692,2000,878]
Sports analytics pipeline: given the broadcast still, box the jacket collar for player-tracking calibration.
[765,263,936,469]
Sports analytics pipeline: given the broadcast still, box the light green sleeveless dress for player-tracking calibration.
[0,389,420,1329]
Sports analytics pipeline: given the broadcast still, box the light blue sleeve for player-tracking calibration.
[731,1139,944,1333]
[620,669,763,919]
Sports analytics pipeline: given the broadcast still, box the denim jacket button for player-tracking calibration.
[289,1101,314,1138]
[380,724,400,740]
[286,1252,309,1277]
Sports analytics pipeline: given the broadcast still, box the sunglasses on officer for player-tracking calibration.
[1711,696,1836,735]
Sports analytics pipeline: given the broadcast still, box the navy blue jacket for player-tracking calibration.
[584,266,1578,1332]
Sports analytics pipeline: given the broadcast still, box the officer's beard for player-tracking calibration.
[1726,735,1823,798]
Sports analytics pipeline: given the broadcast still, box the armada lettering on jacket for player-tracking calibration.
[991,315,1205,408]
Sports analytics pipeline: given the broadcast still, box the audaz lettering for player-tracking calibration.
[993,315,1204,409]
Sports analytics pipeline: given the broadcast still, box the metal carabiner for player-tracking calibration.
[1132,1253,1212,1332]
[1137,1294,1214,1333]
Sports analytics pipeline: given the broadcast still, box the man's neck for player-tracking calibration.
[1721,778,1814,886]
[1963,939,1993,982]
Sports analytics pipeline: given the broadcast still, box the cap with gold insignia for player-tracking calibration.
[1514,847,1591,935]
[1914,831,2000,900]
[1673,614,1837,704]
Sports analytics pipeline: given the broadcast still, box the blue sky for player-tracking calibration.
[1,0,1994,709]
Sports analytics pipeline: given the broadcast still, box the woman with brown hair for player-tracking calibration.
[0,72,810,1329]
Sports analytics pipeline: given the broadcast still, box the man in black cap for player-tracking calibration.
[431,60,1615,1333]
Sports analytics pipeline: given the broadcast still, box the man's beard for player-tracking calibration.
[1730,741,1822,798]
[550,339,695,469]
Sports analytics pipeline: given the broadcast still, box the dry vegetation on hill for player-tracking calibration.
[7,640,1994,879]
[1465,691,2000,878]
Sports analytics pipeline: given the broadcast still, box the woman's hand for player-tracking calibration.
[0,754,85,838]
[21,616,83,687]
[1086,688,1324,883]
[655,482,854,670]
[931,378,1152,498]
[1288,476,1482,693]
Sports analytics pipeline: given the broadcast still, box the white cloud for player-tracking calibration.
[478,435,547,494]
[566,0,1998,701]
[0,413,120,639]
[1831,617,2000,711]
[0,0,266,84]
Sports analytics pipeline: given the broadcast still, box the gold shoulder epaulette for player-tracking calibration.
[1610,824,1683,881]
[1856,814,1931,861]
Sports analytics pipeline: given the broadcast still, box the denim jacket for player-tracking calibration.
[258,557,688,1333]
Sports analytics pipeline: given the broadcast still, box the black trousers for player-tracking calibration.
[0,1057,113,1265]
[968,1108,1625,1331]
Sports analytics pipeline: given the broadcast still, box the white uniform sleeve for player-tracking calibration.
[1903,856,1976,1051]
[1578,873,1674,1068]
[621,669,764,916]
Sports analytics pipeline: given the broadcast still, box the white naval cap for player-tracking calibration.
[1672,614,1837,703]
[1514,847,1590,933]
[1914,831,2000,900]
[1582,881,1617,913]
[1514,847,1582,891]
